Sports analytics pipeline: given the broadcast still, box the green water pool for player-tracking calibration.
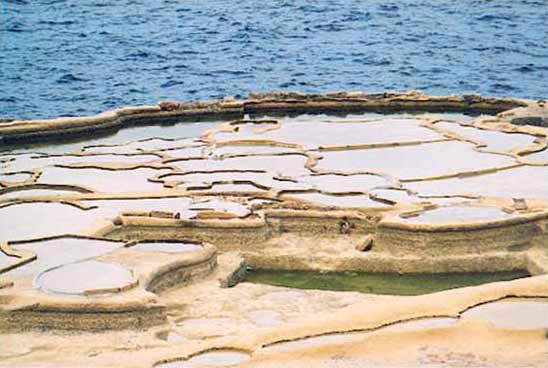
[244,269,529,296]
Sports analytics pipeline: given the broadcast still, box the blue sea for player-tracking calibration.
[1,0,547,120]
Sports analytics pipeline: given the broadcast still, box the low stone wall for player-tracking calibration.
[375,213,548,257]
[0,305,166,332]
[145,247,218,294]
[109,226,270,252]
[0,91,530,143]
[0,292,166,331]
[104,207,548,275]
[265,209,380,237]
[245,91,526,114]
[219,257,248,288]
[245,250,531,274]
[0,102,243,143]
[106,209,381,253]
[107,215,271,251]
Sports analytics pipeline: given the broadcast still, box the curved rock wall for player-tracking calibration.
[374,215,547,257]
[0,91,528,143]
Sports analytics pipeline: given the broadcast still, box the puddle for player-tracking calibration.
[189,198,250,217]
[523,148,548,164]
[406,165,548,199]
[245,270,529,296]
[157,350,250,368]
[0,154,57,172]
[131,242,202,253]
[35,260,134,295]
[378,317,457,332]
[206,145,298,157]
[191,183,269,194]
[399,206,512,224]
[157,330,188,343]
[415,196,478,206]
[50,154,160,166]
[167,171,267,183]
[254,112,474,123]
[0,188,88,200]
[0,172,33,183]
[160,146,205,159]
[38,167,167,193]
[434,122,536,153]
[214,118,444,149]
[175,317,245,338]
[165,332,188,343]
[315,141,516,180]
[299,173,390,193]
[1,153,159,172]
[0,202,109,242]
[82,197,196,219]
[263,317,457,352]
[84,138,203,155]
[173,171,309,192]
[413,113,475,122]
[0,250,19,270]
[285,192,389,208]
[2,121,223,156]
[173,154,310,178]
[0,199,198,243]
[264,333,364,352]
[247,310,283,327]
[6,237,123,277]
[462,299,548,329]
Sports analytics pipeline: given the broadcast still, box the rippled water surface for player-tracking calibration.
[1,0,547,119]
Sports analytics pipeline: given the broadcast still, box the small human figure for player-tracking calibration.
[339,218,354,235]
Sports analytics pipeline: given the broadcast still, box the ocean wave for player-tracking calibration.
[0,0,547,119]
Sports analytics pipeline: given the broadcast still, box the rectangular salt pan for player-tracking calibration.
[214,119,445,148]
[406,165,548,199]
[316,141,516,180]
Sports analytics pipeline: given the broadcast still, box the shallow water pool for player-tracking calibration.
[244,270,529,296]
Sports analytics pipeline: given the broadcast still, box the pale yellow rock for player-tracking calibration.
[355,234,374,252]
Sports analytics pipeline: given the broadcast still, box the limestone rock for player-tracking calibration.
[355,235,374,252]
[219,259,247,288]
[149,210,179,219]
[0,117,14,124]
[506,105,548,127]
[158,101,180,111]
[513,198,528,211]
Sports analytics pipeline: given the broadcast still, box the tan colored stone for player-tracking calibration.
[355,235,374,252]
